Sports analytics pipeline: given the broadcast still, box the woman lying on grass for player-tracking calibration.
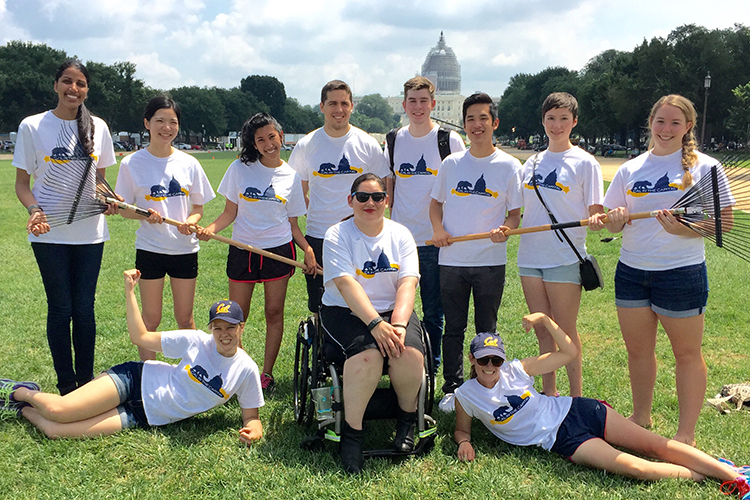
[453,313,749,497]
[0,269,264,444]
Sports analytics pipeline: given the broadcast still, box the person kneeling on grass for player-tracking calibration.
[0,269,264,443]
[453,313,750,498]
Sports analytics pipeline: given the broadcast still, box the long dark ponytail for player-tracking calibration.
[55,59,95,156]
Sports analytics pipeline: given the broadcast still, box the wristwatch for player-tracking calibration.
[27,204,42,215]
[367,317,384,331]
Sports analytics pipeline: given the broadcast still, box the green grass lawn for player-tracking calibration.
[1,151,749,499]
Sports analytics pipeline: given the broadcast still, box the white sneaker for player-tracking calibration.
[438,393,455,413]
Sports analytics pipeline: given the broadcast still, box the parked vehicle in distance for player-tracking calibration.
[2,140,14,152]
[177,143,191,150]
[191,144,202,150]
[114,141,133,151]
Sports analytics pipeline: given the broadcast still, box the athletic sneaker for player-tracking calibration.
[260,373,275,394]
[0,379,39,419]
[438,393,455,413]
[720,476,750,499]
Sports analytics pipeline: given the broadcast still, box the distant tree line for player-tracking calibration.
[497,24,750,148]
[0,41,325,139]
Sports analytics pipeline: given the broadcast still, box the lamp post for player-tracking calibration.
[700,72,711,151]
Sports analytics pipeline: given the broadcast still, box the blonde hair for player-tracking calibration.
[648,94,698,187]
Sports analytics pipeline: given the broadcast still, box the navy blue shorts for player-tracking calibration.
[136,249,198,280]
[614,260,708,318]
[550,397,608,458]
[105,361,149,429]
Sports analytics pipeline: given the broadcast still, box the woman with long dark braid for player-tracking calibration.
[13,59,117,395]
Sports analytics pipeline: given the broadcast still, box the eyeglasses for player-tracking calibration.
[352,191,386,203]
[475,356,503,366]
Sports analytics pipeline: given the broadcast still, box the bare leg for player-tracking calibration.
[261,277,290,377]
[342,349,383,430]
[521,276,557,395]
[170,277,197,330]
[618,306,658,427]
[137,278,165,361]
[660,313,706,446]
[228,280,255,350]
[13,373,122,423]
[388,347,423,412]
[600,407,736,481]
[545,281,583,397]
[21,406,123,439]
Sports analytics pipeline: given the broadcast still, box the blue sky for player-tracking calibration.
[2,0,748,105]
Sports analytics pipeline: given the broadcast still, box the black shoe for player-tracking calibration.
[393,408,417,452]
[340,421,364,474]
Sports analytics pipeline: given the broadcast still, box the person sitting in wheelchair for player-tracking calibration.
[321,173,424,474]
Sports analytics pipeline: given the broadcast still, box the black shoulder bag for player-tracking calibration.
[530,155,603,291]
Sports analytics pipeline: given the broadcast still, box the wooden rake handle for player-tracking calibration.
[107,197,308,270]
[425,210,664,245]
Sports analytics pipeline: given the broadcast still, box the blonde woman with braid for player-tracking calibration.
[589,94,727,446]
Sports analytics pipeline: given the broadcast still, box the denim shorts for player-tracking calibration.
[518,262,581,285]
[550,397,608,458]
[614,261,708,318]
[105,361,149,429]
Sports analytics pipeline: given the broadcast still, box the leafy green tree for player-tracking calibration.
[728,82,750,144]
[169,86,227,139]
[214,87,269,133]
[282,98,323,134]
[0,41,68,131]
[240,75,287,119]
[86,61,153,133]
[354,94,399,130]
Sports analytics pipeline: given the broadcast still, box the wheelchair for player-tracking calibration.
[293,313,437,458]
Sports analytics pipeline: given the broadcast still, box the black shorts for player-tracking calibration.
[136,249,198,280]
[226,241,296,283]
[304,235,324,312]
[320,306,425,366]
[550,397,609,458]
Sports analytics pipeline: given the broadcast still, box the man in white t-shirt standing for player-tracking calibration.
[429,92,523,412]
[384,76,465,372]
[289,80,390,312]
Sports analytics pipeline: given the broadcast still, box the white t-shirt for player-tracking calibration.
[141,330,264,426]
[603,150,723,270]
[518,148,604,267]
[322,218,420,313]
[455,359,572,451]
[386,125,465,246]
[288,126,390,238]
[430,148,523,266]
[217,159,306,249]
[13,111,116,244]
[116,149,215,255]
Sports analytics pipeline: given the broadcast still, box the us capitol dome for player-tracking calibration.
[421,31,461,94]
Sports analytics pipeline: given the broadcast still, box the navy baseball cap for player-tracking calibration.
[470,332,506,360]
[208,300,244,325]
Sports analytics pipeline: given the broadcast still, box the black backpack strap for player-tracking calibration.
[437,128,452,160]
[386,127,400,173]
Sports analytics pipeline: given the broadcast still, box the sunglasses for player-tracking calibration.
[352,191,387,203]
[475,356,504,367]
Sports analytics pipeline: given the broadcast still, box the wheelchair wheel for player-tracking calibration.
[421,322,435,416]
[293,320,310,425]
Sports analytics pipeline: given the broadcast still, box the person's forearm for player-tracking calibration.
[125,287,149,346]
[543,316,577,359]
[334,277,381,324]
[389,277,417,326]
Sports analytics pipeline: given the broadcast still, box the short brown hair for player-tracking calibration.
[541,92,578,120]
[321,80,352,104]
[403,76,435,100]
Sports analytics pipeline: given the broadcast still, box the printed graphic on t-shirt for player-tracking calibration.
[185,364,229,399]
[525,169,570,193]
[44,122,98,163]
[450,174,498,198]
[355,249,400,278]
[239,183,286,204]
[627,173,683,197]
[395,154,437,178]
[146,176,188,201]
[312,155,364,177]
[490,390,531,424]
